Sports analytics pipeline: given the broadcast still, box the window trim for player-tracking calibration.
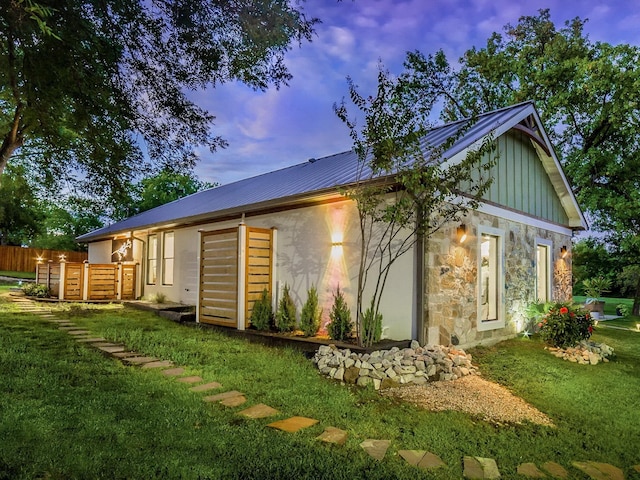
[535,238,553,303]
[477,225,505,331]
[147,234,158,285]
[162,231,175,286]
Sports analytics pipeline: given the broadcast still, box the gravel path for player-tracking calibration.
[381,374,554,426]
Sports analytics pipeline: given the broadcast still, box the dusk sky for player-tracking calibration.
[193,0,639,186]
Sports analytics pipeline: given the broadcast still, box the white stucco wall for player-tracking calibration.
[86,198,416,340]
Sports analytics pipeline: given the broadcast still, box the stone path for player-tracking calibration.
[9,294,636,479]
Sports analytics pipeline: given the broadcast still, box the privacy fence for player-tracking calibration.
[0,246,87,273]
[35,262,138,301]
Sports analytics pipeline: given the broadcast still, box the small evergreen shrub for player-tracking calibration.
[250,288,273,331]
[362,302,382,346]
[300,285,321,337]
[275,283,297,332]
[537,302,594,348]
[328,286,353,341]
[22,283,50,298]
[149,292,167,304]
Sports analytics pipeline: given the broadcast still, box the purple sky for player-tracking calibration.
[192,0,639,186]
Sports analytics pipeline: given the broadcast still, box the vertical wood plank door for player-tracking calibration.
[199,228,239,327]
[245,228,273,322]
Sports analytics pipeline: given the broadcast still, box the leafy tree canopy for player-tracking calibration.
[1,0,317,201]
[402,8,640,308]
[0,163,44,245]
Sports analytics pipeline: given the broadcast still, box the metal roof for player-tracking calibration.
[77,101,564,242]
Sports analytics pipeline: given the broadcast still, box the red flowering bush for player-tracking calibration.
[537,302,594,348]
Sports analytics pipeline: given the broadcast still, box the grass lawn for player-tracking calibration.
[573,295,634,316]
[1,296,639,479]
[0,271,35,280]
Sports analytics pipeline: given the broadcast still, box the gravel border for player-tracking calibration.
[381,375,554,426]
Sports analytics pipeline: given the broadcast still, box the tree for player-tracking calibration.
[31,198,103,251]
[1,0,317,201]
[0,164,44,245]
[334,62,495,346]
[571,237,617,296]
[114,168,215,220]
[405,9,640,313]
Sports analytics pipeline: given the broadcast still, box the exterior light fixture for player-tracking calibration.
[457,224,467,243]
[560,245,568,258]
[36,256,44,264]
[636,323,640,332]
[59,254,66,262]
[331,232,344,247]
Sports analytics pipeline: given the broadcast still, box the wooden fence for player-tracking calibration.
[0,246,87,273]
[36,262,138,301]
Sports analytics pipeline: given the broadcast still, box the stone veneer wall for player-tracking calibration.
[424,210,573,348]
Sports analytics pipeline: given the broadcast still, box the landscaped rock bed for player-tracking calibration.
[312,341,479,390]
[546,340,614,364]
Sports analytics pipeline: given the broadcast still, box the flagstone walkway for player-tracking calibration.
[9,294,639,479]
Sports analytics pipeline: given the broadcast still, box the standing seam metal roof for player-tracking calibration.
[77,102,535,242]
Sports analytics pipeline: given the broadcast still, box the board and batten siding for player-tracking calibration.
[472,130,570,225]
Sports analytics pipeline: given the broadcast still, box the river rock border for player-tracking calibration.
[546,340,614,365]
[312,341,479,390]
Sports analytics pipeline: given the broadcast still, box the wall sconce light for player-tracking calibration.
[331,232,344,247]
[36,256,44,264]
[456,224,467,244]
[560,245,568,258]
[59,254,66,262]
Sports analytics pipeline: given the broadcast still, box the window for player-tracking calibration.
[477,227,504,331]
[147,234,158,284]
[536,241,552,302]
[162,231,174,285]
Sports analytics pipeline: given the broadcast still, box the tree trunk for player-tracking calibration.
[0,105,25,178]
[633,274,640,316]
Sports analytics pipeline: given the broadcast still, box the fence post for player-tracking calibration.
[59,261,66,300]
[116,263,123,300]
[82,262,90,301]
[237,224,247,331]
[46,262,52,290]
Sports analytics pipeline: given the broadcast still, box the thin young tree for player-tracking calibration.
[334,61,496,346]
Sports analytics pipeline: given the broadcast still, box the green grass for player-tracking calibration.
[0,270,36,280]
[1,297,640,479]
[573,295,634,315]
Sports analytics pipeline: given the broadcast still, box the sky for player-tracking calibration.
[192,0,640,186]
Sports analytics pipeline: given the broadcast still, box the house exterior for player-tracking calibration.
[77,102,586,348]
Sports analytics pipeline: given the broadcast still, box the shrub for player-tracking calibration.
[300,285,322,337]
[275,283,297,332]
[22,283,50,298]
[582,276,611,299]
[362,302,382,346]
[537,302,594,348]
[328,286,353,341]
[250,288,273,331]
[149,292,167,304]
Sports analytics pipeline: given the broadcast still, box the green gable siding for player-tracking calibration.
[472,130,569,225]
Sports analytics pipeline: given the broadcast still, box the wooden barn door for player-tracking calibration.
[245,227,273,322]
[199,228,239,326]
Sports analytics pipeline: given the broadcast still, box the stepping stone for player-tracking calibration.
[50,319,71,324]
[124,356,159,365]
[220,395,247,407]
[463,456,500,479]
[67,330,91,335]
[203,391,244,403]
[541,462,569,479]
[267,416,319,433]
[142,360,174,369]
[176,376,203,384]
[58,325,78,329]
[238,403,278,419]
[76,337,107,343]
[398,450,445,470]
[517,463,547,478]
[359,439,391,461]
[91,342,119,347]
[189,382,222,392]
[98,345,127,354]
[316,426,348,445]
[112,351,141,359]
[571,461,624,480]
[162,367,185,376]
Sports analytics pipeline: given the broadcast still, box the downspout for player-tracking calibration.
[133,233,146,300]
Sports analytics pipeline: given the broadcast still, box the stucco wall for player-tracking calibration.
[88,198,415,340]
[424,210,572,348]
